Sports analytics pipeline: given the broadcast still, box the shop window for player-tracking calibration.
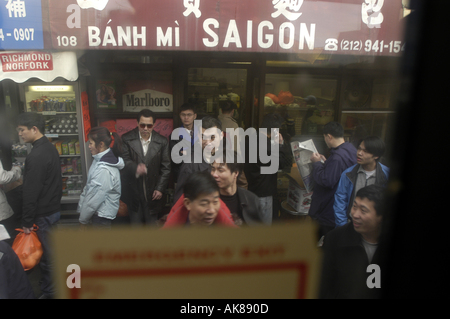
[340,77,399,147]
[94,70,174,113]
[341,112,395,147]
[187,68,247,125]
[264,74,337,139]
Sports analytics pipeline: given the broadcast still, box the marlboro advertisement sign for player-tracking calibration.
[122,78,173,113]
[46,0,406,56]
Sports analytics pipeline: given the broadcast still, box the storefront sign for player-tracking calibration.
[0,52,53,72]
[0,0,44,50]
[47,0,405,56]
[53,222,321,299]
[122,79,173,112]
[0,51,78,83]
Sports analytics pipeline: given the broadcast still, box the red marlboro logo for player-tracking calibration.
[0,52,54,72]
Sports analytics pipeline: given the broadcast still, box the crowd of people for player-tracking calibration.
[0,100,390,299]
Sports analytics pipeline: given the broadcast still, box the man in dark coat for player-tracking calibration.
[121,109,171,225]
[243,113,292,224]
[309,121,357,238]
[17,112,62,299]
[319,184,386,299]
[169,103,199,184]
[173,116,223,204]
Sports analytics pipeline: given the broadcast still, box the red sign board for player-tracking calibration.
[47,0,406,56]
[81,91,91,142]
[0,52,53,72]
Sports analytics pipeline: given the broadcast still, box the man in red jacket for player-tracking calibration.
[163,171,236,228]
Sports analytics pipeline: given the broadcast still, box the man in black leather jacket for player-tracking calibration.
[121,109,171,225]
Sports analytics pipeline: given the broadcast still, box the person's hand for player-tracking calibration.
[152,190,163,201]
[136,163,147,176]
[22,227,33,234]
[320,154,327,162]
[278,132,284,145]
[272,131,283,145]
[310,152,323,163]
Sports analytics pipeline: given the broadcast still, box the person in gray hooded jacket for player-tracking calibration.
[78,127,125,228]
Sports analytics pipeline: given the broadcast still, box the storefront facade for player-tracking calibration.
[1,0,408,216]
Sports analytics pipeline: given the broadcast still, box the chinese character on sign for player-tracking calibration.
[183,0,201,18]
[271,0,303,21]
[361,0,384,28]
[5,0,27,18]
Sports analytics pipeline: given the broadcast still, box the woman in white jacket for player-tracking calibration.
[78,127,124,229]
[0,160,22,241]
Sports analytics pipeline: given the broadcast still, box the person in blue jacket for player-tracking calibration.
[78,127,125,229]
[309,122,357,238]
[333,136,389,228]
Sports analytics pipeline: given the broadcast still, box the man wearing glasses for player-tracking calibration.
[169,103,198,184]
[121,109,171,225]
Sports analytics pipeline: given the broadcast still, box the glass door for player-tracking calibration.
[20,81,87,204]
[187,67,247,127]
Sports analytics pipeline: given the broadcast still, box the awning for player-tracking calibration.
[0,51,78,83]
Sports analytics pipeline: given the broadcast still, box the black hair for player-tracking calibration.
[183,171,220,201]
[201,116,222,130]
[179,103,197,114]
[260,113,284,131]
[136,109,155,123]
[219,100,237,113]
[17,112,45,134]
[213,149,243,176]
[88,126,123,158]
[359,136,385,161]
[323,121,344,138]
[355,184,385,216]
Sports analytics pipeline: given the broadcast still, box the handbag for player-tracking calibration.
[12,225,43,271]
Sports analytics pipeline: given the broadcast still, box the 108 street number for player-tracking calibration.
[56,35,78,47]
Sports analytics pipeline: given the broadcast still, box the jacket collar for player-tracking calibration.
[236,187,250,207]
[125,127,162,161]
[346,162,387,185]
[219,113,237,122]
[93,148,110,161]
[31,135,48,148]
[338,223,363,247]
